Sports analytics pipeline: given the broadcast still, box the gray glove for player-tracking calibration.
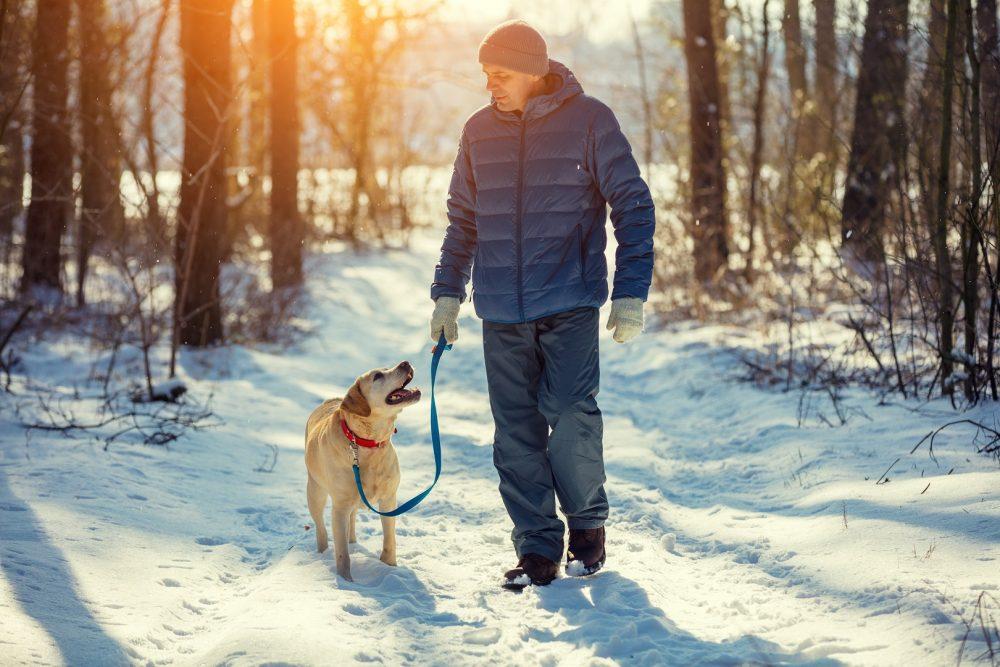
[606,297,644,343]
[430,296,460,344]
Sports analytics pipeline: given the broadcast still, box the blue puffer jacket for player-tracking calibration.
[431,60,655,324]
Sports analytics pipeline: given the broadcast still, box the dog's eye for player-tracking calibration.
[373,372,383,381]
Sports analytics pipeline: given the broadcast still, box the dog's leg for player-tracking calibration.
[348,509,357,543]
[307,475,328,553]
[332,506,353,581]
[379,494,397,566]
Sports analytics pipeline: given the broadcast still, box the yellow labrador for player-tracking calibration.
[304,361,421,581]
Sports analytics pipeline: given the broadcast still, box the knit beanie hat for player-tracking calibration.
[478,20,549,77]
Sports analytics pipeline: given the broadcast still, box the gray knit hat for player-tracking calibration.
[478,20,548,77]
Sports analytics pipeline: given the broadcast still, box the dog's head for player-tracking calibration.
[341,361,421,418]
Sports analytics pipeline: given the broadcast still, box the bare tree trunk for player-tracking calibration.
[141,0,171,233]
[77,0,123,306]
[0,0,27,249]
[813,0,838,162]
[982,0,1000,166]
[918,0,947,230]
[0,113,22,241]
[747,0,772,280]
[841,0,909,265]
[683,0,729,283]
[20,0,72,299]
[934,0,960,396]
[978,0,999,398]
[269,0,302,288]
[250,0,269,203]
[782,0,812,158]
[962,0,982,401]
[711,0,733,163]
[174,0,233,348]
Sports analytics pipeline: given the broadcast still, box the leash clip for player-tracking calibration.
[346,433,360,467]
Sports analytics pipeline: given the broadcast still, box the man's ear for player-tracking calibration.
[341,379,371,417]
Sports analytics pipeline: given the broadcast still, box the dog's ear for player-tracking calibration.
[341,379,371,417]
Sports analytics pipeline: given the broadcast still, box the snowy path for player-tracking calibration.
[2,232,998,665]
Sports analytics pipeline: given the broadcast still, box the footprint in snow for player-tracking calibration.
[342,603,368,616]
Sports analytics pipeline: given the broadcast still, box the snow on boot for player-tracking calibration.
[566,527,606,577]
[501,553,558,591]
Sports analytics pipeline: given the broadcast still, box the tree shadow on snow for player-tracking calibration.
[0,468,127,664]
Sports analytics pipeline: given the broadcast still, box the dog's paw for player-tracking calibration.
[337,569,354,582]
[316,536,328,553]
[379,551,397,567]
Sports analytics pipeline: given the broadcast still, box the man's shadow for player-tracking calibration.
[0,467,126,664]
[531,570,842,665]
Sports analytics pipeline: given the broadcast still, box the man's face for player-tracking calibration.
[482,64,542,113]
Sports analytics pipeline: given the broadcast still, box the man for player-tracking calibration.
[430,19,655,590]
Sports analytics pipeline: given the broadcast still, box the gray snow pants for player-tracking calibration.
[482,306,608,563]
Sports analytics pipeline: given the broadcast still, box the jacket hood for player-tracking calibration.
[490,59,584,121]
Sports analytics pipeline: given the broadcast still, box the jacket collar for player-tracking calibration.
[490,59,584,122]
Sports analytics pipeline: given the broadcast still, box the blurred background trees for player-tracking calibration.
[1,0,999,406]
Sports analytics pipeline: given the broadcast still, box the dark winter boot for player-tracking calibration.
[566,527,606,576]
[501,553,558,591]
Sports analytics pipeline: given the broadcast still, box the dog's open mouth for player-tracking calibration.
[385,369,421,405]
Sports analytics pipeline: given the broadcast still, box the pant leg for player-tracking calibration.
[536,307,608,530]
[482,319,565,562]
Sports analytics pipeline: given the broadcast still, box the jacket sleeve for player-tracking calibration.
[588,103,655,302]
[430,128,478,303]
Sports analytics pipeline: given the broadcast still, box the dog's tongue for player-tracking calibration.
[390,387,418,400]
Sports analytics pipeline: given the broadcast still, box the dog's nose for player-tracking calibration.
[399,361,412,373]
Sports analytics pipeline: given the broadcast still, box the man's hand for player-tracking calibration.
[605,297,643,343]
[430,296,461,344]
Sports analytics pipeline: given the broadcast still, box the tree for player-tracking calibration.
[269,0,303,289]
[683,0,729,283]
[978,0,1000,399]
[813,0,838,161]
[249,0,269,198]
[746,0,773,279]
[932,0,959,395]
[840,0,908,264]
[782,0,812,158]
[77,0,124,306]
[174,0,234,347]
[962,0,984,400]
[20,0,73,298]
[979,0,999,198]
[0,0,28,255]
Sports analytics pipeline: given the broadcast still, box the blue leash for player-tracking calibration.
[351,332,452,517]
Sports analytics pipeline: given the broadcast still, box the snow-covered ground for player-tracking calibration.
[1,231,998,665]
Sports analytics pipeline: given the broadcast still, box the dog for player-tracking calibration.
[304,361,421,581]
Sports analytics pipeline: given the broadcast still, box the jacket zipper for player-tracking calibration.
[515,118,526,322]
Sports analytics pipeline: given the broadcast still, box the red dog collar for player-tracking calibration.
[341,419,395,449]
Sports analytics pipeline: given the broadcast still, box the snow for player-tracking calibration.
[505,574,532,587]
[1,230,999,665]
[565,560,587,577]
